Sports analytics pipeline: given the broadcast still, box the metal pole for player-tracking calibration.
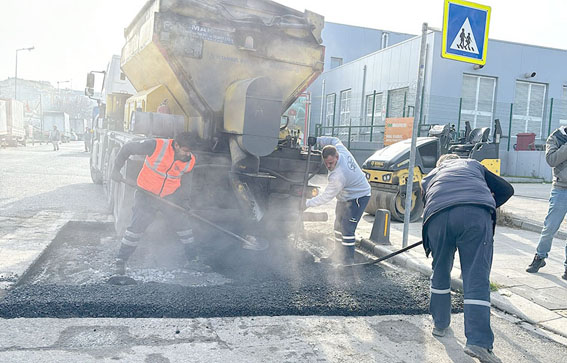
[370,90,376,142]
[305,93,311,141]
[331,94,336,136]
[548,98,554,138]
[457,98,462,135]
[419,44,429,127]
[360,65,367,136]
[402,23,428,248]
[348,118,352,149]
[507,103,513,152]
[14,51,18,100]
[319,80,326,127]
[295,144,313,246]
[14,46,34,100]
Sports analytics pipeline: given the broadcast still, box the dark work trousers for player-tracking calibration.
[334,195,370,261]
[425,205,495,349]
[117,190,194,261]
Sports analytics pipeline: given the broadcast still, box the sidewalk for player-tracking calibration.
[307,178,567,343]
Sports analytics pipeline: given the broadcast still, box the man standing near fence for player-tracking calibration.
[526,126,567,280]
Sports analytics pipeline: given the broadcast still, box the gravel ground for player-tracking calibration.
[0,221,463,318]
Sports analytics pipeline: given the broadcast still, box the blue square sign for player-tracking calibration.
[442,0,491,65]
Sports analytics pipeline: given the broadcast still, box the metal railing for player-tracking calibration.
[312,93,567,152]
[314,122,385,150]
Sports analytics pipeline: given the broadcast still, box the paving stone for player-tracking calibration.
[511,286,567,310]
[541,318,567,338]
[496,289,561,323]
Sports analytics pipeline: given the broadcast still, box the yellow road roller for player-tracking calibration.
[362,120,502,222]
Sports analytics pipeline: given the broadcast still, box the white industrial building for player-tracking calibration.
[306,26,567,180]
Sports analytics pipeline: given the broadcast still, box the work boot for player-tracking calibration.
[464,344,502,363]
[526,254,546,273]
[432,327,448,337]
[113,258,126,276]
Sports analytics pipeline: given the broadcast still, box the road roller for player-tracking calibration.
[362,120,502,222]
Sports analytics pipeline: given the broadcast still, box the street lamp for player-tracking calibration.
[57,80,71,92]
[15,46,35,100]
[56,80,71,109]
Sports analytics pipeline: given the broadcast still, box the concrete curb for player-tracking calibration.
[497,210,567,240]
[506,217,567,240]
[358,237,567,340]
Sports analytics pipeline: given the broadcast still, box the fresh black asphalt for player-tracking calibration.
[0,222,464,318]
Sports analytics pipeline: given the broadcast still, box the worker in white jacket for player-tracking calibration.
[305,136,371,264]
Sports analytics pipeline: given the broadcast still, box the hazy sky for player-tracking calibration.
[1,0,566,91]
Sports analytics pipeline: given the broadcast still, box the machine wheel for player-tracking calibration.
[113,179,130,236]
[90,166,103,184]
[89,147,103,184]
[365,187,423,223]
[104,148,119,212]
[391,188,423,222]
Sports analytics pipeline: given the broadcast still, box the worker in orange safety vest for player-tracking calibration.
[110,132,196,275]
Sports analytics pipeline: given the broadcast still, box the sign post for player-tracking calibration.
[402,23,428,248]
[441,0,491,65]
[402,1,490,247]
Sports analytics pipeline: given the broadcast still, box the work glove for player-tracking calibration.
[111,168,123,183]
[555,130,567,145]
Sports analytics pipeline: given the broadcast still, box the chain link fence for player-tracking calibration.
[307,92,567,153]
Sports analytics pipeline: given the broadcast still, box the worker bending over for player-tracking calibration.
[421,154,514,363]
[304,136,371,265]
[111,132,196,275]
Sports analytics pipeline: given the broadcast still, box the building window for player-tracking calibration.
[387,87,409,118]
[363,93,384,141]
[325,93,336,130]
[339,89,351,127]
[381,32,389,49]
[460,74,496,130]
[330,57,343,69]
[365,93,384,125]
[512,81,546,137]
[562,85,567,99]
[120,72,126,81]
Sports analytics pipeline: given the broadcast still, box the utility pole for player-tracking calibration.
[402,23,428,248]
[15,46,35,100]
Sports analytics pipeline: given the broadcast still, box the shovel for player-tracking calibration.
[107,177,269,286]
[339,240,423,268]
[119,177,269,249]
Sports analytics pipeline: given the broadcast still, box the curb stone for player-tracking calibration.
[497,209,567,240]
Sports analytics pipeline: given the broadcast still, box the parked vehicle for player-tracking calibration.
[42,111,71,142]
[0,99,26,147]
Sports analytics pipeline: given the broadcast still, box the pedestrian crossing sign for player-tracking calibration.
[442,0,491,65]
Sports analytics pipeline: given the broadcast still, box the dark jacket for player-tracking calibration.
[420,158,514,255]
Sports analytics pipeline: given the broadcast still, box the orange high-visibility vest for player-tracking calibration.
[137,139,195,197]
